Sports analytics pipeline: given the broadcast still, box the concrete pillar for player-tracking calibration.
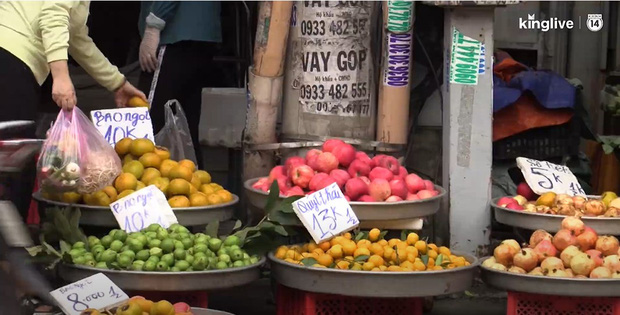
[441,7,494,255]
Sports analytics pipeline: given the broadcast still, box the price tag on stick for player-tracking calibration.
[516,157,586,196]
[90,108,155,146]
[50,273,128,315]
[292,183,359,244]
[110,185,178,232]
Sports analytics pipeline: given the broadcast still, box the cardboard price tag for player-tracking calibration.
[90,108,155,146]
[292,183,359,243]
[50,273,128,315]
[110,185,178,232]
[449,27,482,85]
[516,157,586,196]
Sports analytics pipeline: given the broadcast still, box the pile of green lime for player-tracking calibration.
[69,223,260,272]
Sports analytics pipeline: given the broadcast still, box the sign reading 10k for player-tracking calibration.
[292,183,359,244]
[91,108,155,146]
[110,186,178,233]
[516,157,586,197]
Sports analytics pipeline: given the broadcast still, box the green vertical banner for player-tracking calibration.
[386,0,414,33]
[449,27,482,85]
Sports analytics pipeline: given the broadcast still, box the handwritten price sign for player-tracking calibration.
[516,157,586,196]
[110,186,178,232]
[292,183,359,243]
[91,108,155,146]
[50,273,128,315]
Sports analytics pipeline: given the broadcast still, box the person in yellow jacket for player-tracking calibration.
[0,1,146,122]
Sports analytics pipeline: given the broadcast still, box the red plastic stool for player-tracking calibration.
[127,290,208,308]
[507,291,620,315]
[276,284,422,315]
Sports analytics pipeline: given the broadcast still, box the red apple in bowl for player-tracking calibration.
[305,149,322,170]
[355,151,373,167]
[309,172,329,191]
[398,166,408,179]
[316,152,339,173]
[517,182,538,201]
[291,164,314,188]
[348,159,371,178]
[369,167,394,182]
[416,189,435,200]
[285,156,306,175]
[330,169,351,189]
[405,173,425,194]
[378,155,400,175]
[323,139,345,152]
[386,195,404,202]
[369,178,391,201]
[332,143,356,167]
[285,186,305,197]
[389,179,408,199]
[358,195,375,202]
[345,177,369,201]
[268,166,286,181]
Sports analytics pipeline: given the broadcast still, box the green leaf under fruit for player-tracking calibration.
[301,258,318,266]
[354,255,369,262]
[421,254,429,266]
[205,220,220,238]
[26,246,44,257]
[436,254,444,266]
[233,220,243,231]
[264,181,280,215]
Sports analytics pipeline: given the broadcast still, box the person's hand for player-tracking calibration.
[139,27,161,72]
[114,81,147,107]
[51,75,77,111]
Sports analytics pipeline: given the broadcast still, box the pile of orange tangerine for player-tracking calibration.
[275,229,470,272]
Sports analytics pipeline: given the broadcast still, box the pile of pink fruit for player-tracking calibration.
[251,139,440,202]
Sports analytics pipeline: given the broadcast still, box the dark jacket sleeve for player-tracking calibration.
[149,1,179,22]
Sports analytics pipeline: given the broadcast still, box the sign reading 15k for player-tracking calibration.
[450,27,482,85]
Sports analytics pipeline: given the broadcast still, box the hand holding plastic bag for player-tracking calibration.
[37,108,122,195]
[155,100,197,164]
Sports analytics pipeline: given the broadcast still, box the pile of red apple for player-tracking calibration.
[251,139,439,202]
[483,216,620,279]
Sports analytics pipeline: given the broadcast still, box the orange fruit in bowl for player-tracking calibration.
[167,179,191,196]
[178,159,196,172]
[139,152,162,169]
[168,165,193,182]
[115,138,132,156]
[168,196,190,208]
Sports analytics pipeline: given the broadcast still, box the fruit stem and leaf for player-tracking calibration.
[26,207,87,269]
[599,135,620,154]
[353,255,369,262]
[301,257,318,266]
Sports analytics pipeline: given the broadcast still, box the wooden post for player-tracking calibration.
[244,1,293,223]
[376,1,415,144]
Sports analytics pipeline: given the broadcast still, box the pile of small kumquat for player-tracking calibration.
[274,229,471,272]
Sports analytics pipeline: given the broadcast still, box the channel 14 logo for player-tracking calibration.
[519,13,603,32]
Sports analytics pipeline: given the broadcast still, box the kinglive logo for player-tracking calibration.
[519,14,574,32]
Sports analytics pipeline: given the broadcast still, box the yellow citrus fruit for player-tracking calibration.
[207,193,223,205]
[536,192,557,207]
[129,138,155,157]
[193,170,211,185]
[127,96,149,108]
[209,183,223,192]
[275,246,288,259]
[336,260,350,270]
[357,239,371,249]
[330,236,346,247]
[379,265,388,271]
[413,261,426,271]
[167,179,191,196]
[317,254,333,267]
[388,238,400,247]
[343,232,352,240]
[178,159,196,172]
[342,241,357,256]
[61,191,82,204]
[115,173,138,192]
[200,184,216,195]
[362,262,375,271]
[307,242,318,252]
[141,168,161,184]
[439,246,451,256]
[318,242,331,252]
[368,228,381,242]
[139,152,162,169]
[154,146,171,161]
[122,160,144,179]
[368,255,384,266]
[353,247,370,258]
[378,239,388,246]
[115,138,132,156]
[122,154,135,165]
[81,193,95,205]
[190,174,202,189]
[101,186,118,202]
[328,244,344,259]
[428,249,438,260]
[428,243,438,252]
[216,190,233,202]
[406,233,420,245]
[136,181,146,190]
[414,240,427,254]
[387,265,402,272]
[370,243,384,256]
[150,177,169,195]
[189,185,198,195]
[117,189,135,199]
[351,263,363,270]
[169,165,193,182]
[92,191,111,206]
[189,193,209,207]
[159,160,178,177]
[383,247,395,261]
[168,195,190,208]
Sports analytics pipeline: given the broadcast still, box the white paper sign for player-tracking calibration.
[50,273,128,315]
[292,182,359,243]
[90,108,155,146]
[516,157,586,196]
[110,185,178,232]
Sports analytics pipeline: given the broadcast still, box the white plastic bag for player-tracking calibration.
[155,100,197,164]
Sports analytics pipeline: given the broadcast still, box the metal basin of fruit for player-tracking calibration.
[479,256,620,297]
[268,251,478,298]
[58,257,265,291]
[491,197,620,235]
[33,192,238,227]
[245,178,445,221]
